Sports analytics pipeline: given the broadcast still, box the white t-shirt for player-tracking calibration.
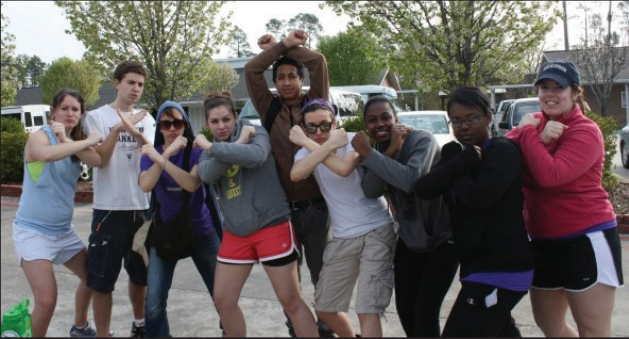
[84,104,156,210]
[294,132,392,239]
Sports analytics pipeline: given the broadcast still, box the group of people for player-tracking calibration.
[11,28,623,338]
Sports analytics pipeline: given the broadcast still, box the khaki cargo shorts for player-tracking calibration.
[314,223,396,314]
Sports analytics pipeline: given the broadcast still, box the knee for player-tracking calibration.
[277,292,304,314]
[213,293,237,313]
[35,295,57,315]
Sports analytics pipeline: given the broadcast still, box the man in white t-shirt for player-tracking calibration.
[290,99,395,338]
[84,61,155,338]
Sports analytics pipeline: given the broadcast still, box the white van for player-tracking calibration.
[1,104,50,133]
[238,88,364,126]
[331,85,404,112]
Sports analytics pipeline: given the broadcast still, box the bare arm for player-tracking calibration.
[25,126,102,163]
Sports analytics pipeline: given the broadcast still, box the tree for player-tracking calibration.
[14,54,48,88]
[287,13,324,48]
[265,18,286,40]
[228,26,254,58]
[26,55,47,87]
[317,28,385,86]
[325,1,560,91]
[55,1,232,109]
[1,2,17,106]
[573,2,629,116]
[41,57,102,106]
[203,62,239,93]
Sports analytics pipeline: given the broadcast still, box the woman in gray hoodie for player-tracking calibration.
[196,92,317,337]
[351,96,459,337]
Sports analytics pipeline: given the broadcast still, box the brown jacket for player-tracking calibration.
[244,42,329,201]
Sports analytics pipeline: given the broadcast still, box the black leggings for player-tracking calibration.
[394,239,459,337]
[442,282,526,337]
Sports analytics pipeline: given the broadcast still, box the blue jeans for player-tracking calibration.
[145,231,221,337]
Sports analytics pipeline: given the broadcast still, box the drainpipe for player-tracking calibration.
[625,83,628,126]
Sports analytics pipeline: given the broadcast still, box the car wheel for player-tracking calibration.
[622,141,629,169]
[79,162,91,181]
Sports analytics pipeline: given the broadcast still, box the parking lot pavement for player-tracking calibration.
[2,196,628,337]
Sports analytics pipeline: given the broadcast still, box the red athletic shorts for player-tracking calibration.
[218,221,298,264]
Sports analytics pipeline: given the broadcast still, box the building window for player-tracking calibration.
[623,91,627,109]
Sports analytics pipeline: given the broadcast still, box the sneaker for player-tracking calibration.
[131,322,146,338]
[317,320,336,338]
[69,321,97,337]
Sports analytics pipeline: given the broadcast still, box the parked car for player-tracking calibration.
[496,98,541,136]
[396,110,455,149]
[494,99,514,126]
[621,124,629,169]
[238,87,364,126]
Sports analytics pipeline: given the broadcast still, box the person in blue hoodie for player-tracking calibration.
[138,100,223,337]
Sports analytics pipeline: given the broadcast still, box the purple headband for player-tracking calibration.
[302,98,335,114]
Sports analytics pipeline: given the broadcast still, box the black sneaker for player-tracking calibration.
[317,321,336,338]
[286,320,297,338]
[131,322,146,338]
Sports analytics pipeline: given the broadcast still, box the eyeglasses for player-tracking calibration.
[159,119,185,130]
[448,115,481,128]
[304,121,332,134]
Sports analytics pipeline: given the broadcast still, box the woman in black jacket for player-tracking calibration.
[413,87,533,337]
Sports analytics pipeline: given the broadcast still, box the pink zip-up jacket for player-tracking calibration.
[506,105,616,239]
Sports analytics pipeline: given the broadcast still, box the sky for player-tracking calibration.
[0,1,619,64]
[1,1,352,63]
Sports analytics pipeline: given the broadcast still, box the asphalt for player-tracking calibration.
[1,196,629,337]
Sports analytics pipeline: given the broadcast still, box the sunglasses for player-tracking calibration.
[304,121,333,134]
[159,119,185,130]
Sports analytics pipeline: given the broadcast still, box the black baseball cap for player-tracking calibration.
[534,60,581,88]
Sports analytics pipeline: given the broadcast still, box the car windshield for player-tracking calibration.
[513,101,541,126]
[398,114,449,134]
[239,100,260,120]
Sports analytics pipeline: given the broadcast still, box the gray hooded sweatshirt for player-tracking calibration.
[198,120,290,237]
[360,129,452,252]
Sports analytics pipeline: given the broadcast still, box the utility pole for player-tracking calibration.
[563,1,570,50]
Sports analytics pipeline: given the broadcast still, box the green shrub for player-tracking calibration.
[1,131,29,183]
[584,110,619,191]
[339,114,366,132]
[1,116,26,133]
[200,127,213,140]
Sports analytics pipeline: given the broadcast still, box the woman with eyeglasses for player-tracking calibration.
[196,92,318,337]
[290,99,395,337]
[350,96,458,337]
[413,87,533,337]
[138,101,223,337]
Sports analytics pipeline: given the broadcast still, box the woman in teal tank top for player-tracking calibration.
[12,89,103,337]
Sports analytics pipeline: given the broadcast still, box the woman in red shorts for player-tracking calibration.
[196,92,318,337]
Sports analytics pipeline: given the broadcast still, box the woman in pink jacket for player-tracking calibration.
[507,60,623,337]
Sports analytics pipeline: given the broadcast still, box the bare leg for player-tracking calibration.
[21,259,57,337]
[357,313,382,337]
[316,311,355,337]
[530,288,578,337]
[63,249,91,327]
[263,262,318,337]
[92,290,113,337]
[128,281,146,319]
[567,284,616,337]
[213,263,253,337]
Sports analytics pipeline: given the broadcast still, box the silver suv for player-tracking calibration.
[496,98,541,136]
